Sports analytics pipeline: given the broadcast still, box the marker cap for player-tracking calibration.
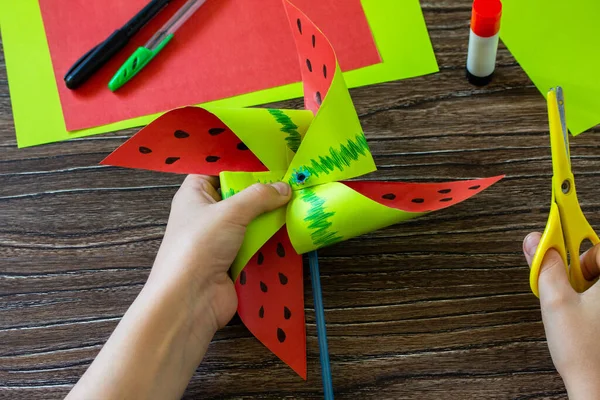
[471,0,502,38]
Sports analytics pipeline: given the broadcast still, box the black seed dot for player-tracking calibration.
[296,18,302,34]
[257,252,264,265]
[312,34,316,47]
[139,146,152,154]
[174,130,189,138]
[279,273,288,285]
[440,197,453,202]
[469,185,481,190]
[323,64,327,79]
[205,156,220,162]
[237,142,249,150]
[382,193,396,200]
[277,327,286,343]
[284,306,291,320]
[412,198,425,204]
[208,128,225,136]
[315,91,322,105]
[165,157,180,164]
[306,59,312,72]
[276,243,285,258]
[297,173,306,181]
[259,306,264,318]
[239,270,246,285]
[438,188,451,194]
[260,281,268,293]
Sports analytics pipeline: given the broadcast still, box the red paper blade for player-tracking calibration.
[235,228,307,379]
[283,0,337,115]
[101,107,267,174]
[343,176,504,213]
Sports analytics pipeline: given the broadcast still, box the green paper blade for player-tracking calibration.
[286,182,423,254]
[220,170,287,281]
[211,108,314,171]
[283,64,376,189]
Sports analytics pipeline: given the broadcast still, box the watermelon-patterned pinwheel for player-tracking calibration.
[101,0,503,383]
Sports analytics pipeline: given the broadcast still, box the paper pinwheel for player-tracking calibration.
[101,1,503,379]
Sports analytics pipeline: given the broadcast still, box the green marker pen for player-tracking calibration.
[109,0,207,91]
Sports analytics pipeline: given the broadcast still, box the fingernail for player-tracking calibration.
[524,233,540,257]
[270,182,290,196]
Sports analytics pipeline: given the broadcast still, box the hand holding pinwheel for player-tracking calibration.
[101,0,503,379]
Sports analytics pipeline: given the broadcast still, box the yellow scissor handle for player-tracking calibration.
[530,202,568,298]
[530,195,600,297]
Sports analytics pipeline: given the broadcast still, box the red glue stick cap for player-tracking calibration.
[471,0,502,37]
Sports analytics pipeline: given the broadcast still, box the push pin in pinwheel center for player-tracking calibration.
[292,167,311,185]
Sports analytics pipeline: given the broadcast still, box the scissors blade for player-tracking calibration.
[548,87,571,177]
[553,86,570,165]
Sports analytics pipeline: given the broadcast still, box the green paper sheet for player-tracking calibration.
[1,0,438,148]
[500,0,600,135]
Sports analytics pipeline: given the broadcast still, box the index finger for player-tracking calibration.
[187,174,219,189]
[580,243,600,281]
[178,174,221,204]
[523,232,542,267]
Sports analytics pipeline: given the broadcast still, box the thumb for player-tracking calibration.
[218,182,292,226]
[523,232,576,308]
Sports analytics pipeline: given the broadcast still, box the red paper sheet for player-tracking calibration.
[39,0,381,132]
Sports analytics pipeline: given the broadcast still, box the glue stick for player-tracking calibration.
[466,0,502,86]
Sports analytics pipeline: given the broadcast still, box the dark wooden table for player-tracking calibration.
[2,1,598,398]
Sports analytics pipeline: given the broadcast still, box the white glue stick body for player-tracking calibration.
[466,0,502,86]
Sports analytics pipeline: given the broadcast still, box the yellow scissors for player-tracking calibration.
[530,86,599,297]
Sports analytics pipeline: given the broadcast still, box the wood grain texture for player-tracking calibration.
[1,1,598,398]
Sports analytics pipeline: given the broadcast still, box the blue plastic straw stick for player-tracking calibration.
[308,250,334,400]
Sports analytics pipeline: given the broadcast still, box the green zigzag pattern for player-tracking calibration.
[299,133,370,180]
[222,188,237,199]
[267,109,302,153]
[222,178,278,200]
[301,188,343,248]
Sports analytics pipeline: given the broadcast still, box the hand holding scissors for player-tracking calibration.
[529,87,600,297]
